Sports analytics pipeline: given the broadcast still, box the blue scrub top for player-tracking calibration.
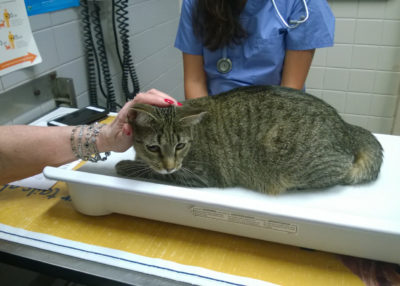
[175,0,335,95]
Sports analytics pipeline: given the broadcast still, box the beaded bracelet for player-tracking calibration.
[70,123,110,162]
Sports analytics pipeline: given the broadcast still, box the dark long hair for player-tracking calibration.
[192,0,247,51]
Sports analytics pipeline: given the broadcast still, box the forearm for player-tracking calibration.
[0,125,76,184]
[184,80,208,100]
[0,90,180,185]
[280,49,315,90]
[0,124,114,184]
[182,53,208,99]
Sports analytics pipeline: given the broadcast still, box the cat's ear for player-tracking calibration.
[130,103,158,126]
[178,109,207,127]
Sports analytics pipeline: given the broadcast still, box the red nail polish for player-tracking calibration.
[177,102,183,106]
[125,131,131,136]
[164,99,174,104]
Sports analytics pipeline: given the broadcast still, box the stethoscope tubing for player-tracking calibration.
[217,0,310,73]
[271,0,309,29]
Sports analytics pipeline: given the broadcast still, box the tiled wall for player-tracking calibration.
[307,0,400,134]
[0,0,183,124]
[1,0,399,134]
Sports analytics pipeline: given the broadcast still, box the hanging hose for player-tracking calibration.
[113,0,140,101]
[91,0,118,112]
[80,0,98,106]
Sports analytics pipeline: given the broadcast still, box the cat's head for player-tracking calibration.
[129,103,207,174]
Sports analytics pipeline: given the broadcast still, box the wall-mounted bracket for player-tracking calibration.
[0,72,77,125]
[51,74,77,108]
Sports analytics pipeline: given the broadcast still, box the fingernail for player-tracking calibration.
[164,99,174,104]
[123,126,131,136]
[177,102,183,106]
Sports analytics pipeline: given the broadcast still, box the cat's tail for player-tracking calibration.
[345,124,383,184]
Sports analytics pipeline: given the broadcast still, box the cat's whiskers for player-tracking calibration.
[181,167,208,187]
[122,162,154,178]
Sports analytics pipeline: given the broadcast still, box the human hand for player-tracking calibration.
[98,89,182,153]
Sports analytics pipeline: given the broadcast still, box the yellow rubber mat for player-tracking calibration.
[0,181,363,286]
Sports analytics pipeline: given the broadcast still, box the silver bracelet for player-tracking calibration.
[70,123,110,162]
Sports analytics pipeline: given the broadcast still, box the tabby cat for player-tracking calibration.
[116,86,383,195]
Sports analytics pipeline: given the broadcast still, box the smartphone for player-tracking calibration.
[47,106,108,126]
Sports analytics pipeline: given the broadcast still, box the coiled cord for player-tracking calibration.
[80,0,98,106]
[91,1,118,112]
[113,0,140,101]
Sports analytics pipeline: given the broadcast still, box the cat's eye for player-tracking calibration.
[175,143,186,150]
[146,145,160,152]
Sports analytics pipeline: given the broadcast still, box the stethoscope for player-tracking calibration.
[217,0,310,74]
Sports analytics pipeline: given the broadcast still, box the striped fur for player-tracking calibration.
[116,85,383,195]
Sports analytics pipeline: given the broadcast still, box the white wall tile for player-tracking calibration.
[358,0,386,19]
[312,48,327,66]
[351,46,379,69]
[330,0,359,18]
[143,62,183,95]
[323,68,350,91]
[322,90,346,112]
[382,20,400,46]
[132,19,179,63]
[50,8,80,25]
[130,0,179,35]
[326,45,352,68]
[56,58,88,95]
[137,45,181,87]
[306,67,325,89]
[334,19,356,44]
[53,21,84,64]
[29,13,52,31]
[354,20,383,45]
[370,94,397,117]
[348,70,375,93]
[373,71,400,95]
[307,89,323,99]
[340,114,369,129]
[377,47,400,71]
[76,92,90,108]
[368,117,394,134]
[170,82,185,102]
[385,0,400,20]
[345,92,372,115]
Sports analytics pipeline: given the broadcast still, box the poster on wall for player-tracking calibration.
[0,0,42,77]
[25,0,80,16]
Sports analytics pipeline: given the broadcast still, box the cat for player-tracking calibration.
[116,85,383,195]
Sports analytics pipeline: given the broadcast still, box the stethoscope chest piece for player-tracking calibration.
[217,57,232,74]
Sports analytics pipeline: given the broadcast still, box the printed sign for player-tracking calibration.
[0,0,42,76]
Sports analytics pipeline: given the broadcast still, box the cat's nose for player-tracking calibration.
[163,158,175,173]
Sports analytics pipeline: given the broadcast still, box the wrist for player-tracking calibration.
[96,124,112,153]
[70,123,110,162]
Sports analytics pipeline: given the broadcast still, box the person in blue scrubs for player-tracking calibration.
[175,0,335,99]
